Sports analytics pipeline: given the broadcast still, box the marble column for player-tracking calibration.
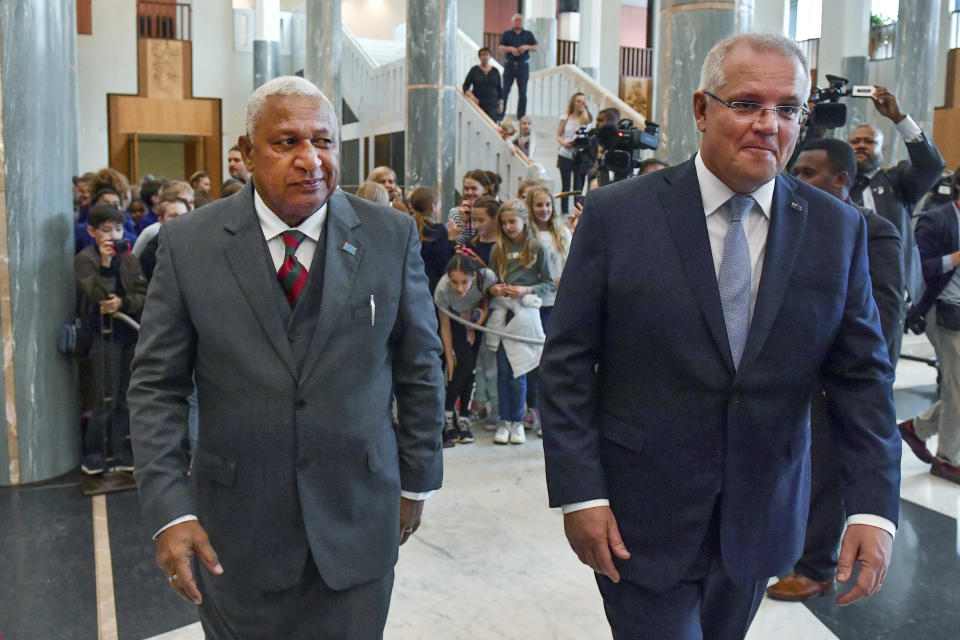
[578,0,601,80]
[890,0,941,163]
[253,0,281,89]
[0,1,79,485]
[655,0,737,165]
[753,0,788,34]
[305,0,342,122]
[406,0,457,215]
[524,0,558,73]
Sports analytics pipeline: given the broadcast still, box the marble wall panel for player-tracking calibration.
[0,0,80,484]
[656,4,736,164]
[305,0,342,121]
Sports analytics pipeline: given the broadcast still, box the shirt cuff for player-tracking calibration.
[895,115,923,143]
[401,489,436,501]
[561,499,610,514]
[153,514,198,540]
[846,514,896,539]
[944,255,955,274]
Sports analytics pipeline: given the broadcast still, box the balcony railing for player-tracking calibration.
[620,46,653,78]
[870,23,896,60]
[483,32,504,65]
[557,39,578,66]
[138,1,191,41]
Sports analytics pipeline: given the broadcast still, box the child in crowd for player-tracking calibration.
[74,203,147,474]
[449,170,495,246]
[522,186,571,434]
[516,178,544,201]
[511,115,536,158]
[435,253,497,447]
[468,196,500,266]
[409,186,457,293]
[488,199,555,445]
[468,196,502,426]
[499,118,517,142]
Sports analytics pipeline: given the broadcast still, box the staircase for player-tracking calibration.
[341,26,648,197]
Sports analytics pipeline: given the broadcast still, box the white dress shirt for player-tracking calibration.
[562,155,896,539]
[154,190,431,539]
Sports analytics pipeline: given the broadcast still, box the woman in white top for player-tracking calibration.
[555,92,592,214]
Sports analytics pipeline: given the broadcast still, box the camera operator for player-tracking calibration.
[556,92,593,214]
[74,203,147,475]
[848,84,945,301]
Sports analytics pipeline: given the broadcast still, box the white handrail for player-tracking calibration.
[455,90,533,198]
[510,64,647,127]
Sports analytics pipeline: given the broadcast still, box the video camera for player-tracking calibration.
[572,118,661,184]
[808,75,876,129]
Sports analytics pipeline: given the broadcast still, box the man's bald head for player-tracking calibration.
[848,124,885,174]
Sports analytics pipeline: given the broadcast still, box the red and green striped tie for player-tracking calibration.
[278,230,308,306]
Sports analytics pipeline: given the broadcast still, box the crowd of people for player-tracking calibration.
[71,151,252,475]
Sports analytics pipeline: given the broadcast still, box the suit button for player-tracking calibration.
[296,399,308,410]
[731,394,741,405]
[297,459,310,471]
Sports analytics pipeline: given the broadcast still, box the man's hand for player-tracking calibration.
[563,506,631,583]
[399,497,424,545]
[156,520,223,604]
[99,294,123,315]
[871,85,905,124]
[835,523,893,605]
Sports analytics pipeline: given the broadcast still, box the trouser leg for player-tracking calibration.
[516,64,529,118]
[496,344,525,421]
[794,389,845,582]
[922,307,960,465]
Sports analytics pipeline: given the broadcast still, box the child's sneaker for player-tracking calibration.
[475,402,490,421]
[81,453,105,475]
[509,421,526,444]
[493,421,511,445]
[442,413,458,448]
[523,407,540,431]
[456,414,475,444]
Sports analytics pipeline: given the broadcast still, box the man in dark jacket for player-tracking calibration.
[848,85,945,301]
[767,137,905,601]
[898,194,960,485]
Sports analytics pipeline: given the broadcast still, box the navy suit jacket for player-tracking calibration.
[911,202,960,320]
[540,159,901,590]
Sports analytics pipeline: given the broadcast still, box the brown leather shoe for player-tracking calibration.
[931,458,960,485]
[765,572,834,602]
[898,419,934,463]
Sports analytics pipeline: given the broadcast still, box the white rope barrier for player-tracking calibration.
[434,304,545,346]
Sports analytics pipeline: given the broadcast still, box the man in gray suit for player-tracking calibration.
[128,76,444,639]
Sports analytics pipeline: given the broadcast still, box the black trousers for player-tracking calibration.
[196,555,393,640]
[557,155,586,214]
[502,62,529,118]
[596,501,766,640]
[85,336,135,457]
[445,320,480,413]
[794,390,846,582]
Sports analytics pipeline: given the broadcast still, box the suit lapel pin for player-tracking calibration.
[876,186,885,195]
[790,201,802,211]
[342,242,358,256]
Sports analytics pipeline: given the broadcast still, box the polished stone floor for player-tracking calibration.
[1,335,958,639]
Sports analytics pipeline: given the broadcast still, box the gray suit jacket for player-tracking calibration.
[129,183,444,592]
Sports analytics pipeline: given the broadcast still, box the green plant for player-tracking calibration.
[871,13,895,29]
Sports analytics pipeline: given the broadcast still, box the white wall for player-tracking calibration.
[76,0,138,173]
[190,0,255,180]
[458,0,484,46]
[343,0,406,40]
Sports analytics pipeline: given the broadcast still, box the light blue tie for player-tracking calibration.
[718,194,753,368]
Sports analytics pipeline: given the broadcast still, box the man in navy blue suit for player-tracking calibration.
[540,33,901,639]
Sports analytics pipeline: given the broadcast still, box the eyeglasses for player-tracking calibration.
[704,91,809,125]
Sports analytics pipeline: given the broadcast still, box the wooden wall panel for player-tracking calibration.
[77,0,92,35]
[934,49,960,173]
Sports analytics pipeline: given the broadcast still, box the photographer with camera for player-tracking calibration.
[74,203,147,475]
[556,92,593,214]
[847,85,944,301]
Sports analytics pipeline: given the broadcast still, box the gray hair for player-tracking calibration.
[699,33,811,98]
[245,76,332,140]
